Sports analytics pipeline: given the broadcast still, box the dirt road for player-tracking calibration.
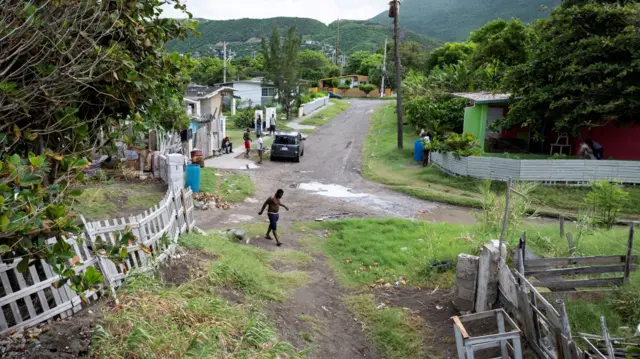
[195,99,475,228]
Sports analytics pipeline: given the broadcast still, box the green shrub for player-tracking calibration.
[584,180,628,228]
[403,96,466,136]
[345,78,353,86]
[427,132,482,159]
[299,93,313,104]
[476,180,536,241]
[358,84,377,96]
[608,283,640,326]
[232,110,255,129]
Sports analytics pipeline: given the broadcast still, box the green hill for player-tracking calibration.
[165,17,441,59]
[370,0,561,42]
[322,20,441,54]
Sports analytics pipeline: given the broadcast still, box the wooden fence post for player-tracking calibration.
[624,222,635,284]
[560,216,565,238]
[566,232,575,257]
[600,316,615,359]
[499,177,513,260]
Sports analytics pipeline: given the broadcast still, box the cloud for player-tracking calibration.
[161,0,386,24]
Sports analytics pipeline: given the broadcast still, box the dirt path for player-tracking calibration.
[195,99,476,229]
[191,100,480,358]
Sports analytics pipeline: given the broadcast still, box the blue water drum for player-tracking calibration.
[185,164,201,192]
[414,139,424,162]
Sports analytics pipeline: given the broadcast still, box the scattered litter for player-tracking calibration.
[635,324,640,337]
[431,286,439,294]
[194,192,232,210]
[436,305,444,310]
[417,238,424,241]
[418,209,432,214]
[394,281,400,287]
[344,258,352,264]
[321,306,329,312]
[315,218,324,222]
[244,197,258,204]
[400,247,408,252]
[376,303,387,310]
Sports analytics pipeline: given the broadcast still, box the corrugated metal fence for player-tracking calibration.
[0,187,195,335]
[431,152,640,185]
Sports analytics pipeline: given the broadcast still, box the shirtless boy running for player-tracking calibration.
[258,189,289,246]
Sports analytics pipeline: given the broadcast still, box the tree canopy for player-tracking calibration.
[426,42,477,72]
[469,19,534,69]
[498,0,640,137]
[298,50,339,83]
[0,0,195,292]
[191,57,237,85]
[262,25,302,119]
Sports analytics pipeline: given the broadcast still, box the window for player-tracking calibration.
[262,87,275,97]
[274,135,297,145]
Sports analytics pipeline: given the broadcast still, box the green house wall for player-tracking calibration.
[462,104,489,150]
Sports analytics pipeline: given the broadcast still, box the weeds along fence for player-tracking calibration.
[0,187,195,336]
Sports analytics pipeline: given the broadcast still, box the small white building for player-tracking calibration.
[183,85,235,157]
[217,79,276,108]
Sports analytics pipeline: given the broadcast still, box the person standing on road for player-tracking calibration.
[258,189,289,246]
[269,114,276,136]
[257,134,264,164]
[256,115,263,136]
[243,128,252,159]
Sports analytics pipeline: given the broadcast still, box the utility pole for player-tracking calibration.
[390,0,403,149]
[223,41,227,83]
[335,18,340,65]
[380,38,388,97]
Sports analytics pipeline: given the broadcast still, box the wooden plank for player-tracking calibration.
[13,268,37,320]
[0,296,82,336]
[541,290,609,302]
[452,316,470,339]
[526,264,634,277]
[624,223,635,284]
[513,271,561,318]
[181,189,191,233]
[28,265,50,313]
[566,232,575,256]
[530,277,624,290]
[600,317,615,359]
[525,255,636,268]
[0,269,23,325]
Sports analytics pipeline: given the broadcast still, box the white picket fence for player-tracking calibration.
[0,187,195,335]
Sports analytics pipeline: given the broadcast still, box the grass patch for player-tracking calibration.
[364,105,640,217]
[199,168,255,202]
[272,249,314,266]
[91,276,304,358]
[299,99,350,126]
[299,332,313,343]
[70,183,165,221]
[301,219,474,288]
[346,294,426,359]
[181,231,308,301]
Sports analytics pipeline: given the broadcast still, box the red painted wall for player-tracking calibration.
[571,122,640,160]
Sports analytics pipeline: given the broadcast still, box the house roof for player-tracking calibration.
[452,92,512,104]
[184,85,235,101]
[319,74,368,82]
[217,79,275,87]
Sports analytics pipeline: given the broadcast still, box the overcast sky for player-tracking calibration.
[161,0,386,24]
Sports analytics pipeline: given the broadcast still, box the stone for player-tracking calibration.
[226,229,245,240]
[453,253,479,312]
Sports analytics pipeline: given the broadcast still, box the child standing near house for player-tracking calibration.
[243,128,252,159]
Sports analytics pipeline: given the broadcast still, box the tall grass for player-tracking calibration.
[346,294,427,359]
[91,276,304,358]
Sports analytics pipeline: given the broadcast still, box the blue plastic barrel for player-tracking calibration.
[185,164,201,192]
[414,139,424,162]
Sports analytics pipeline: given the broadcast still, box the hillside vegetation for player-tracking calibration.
[370,0,561,42]
[166,17,441,58]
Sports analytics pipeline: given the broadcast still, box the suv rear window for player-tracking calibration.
[275,135,296,145]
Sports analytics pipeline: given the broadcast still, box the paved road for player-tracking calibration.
[196,99,475,228]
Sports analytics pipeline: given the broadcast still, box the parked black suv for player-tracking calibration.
[270,132,305,162]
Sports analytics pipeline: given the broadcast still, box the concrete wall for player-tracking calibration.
[431,152,640,184]
[233,82,275,108]
[302,96,329,115]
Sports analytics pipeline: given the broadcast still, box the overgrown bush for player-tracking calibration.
[299,93,313,104]
[404,96,466,136]
[608,283,640,327]
[427,133,482,159]
[232,110,255,129]
[475,180,537,244]
[583,180,628,228]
